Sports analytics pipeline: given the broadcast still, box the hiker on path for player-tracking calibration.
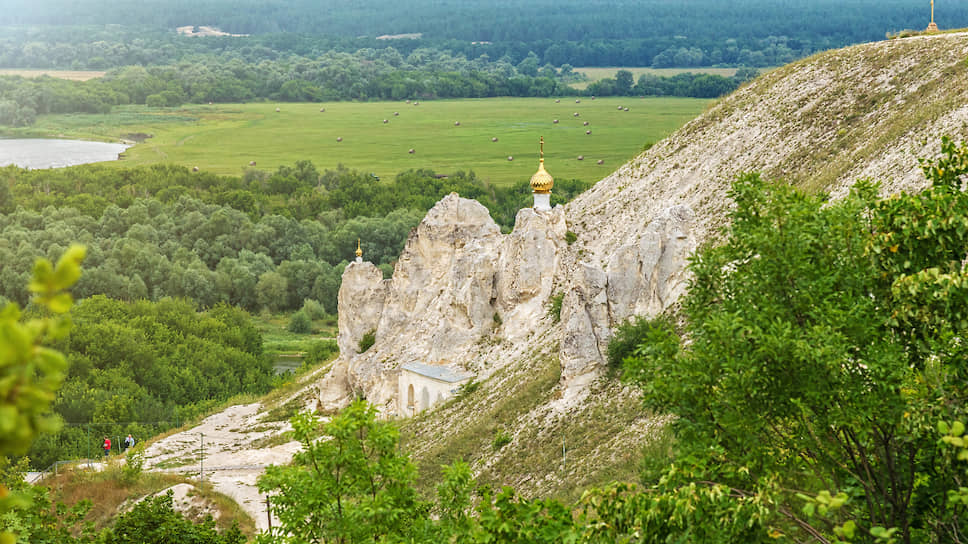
[124,434,135,451]
[103,437,111,457]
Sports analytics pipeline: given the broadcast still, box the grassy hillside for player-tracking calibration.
[18,97,709,185]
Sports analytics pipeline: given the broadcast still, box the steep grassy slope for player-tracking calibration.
[397,32,968,501]
[569,32,968,264]
[142,31,968,518]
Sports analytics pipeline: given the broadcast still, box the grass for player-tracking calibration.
[44,461,256,536]
[15,97,709,185]
[570,66,748,90]
[0,69,106,81]
[399,347,660,504]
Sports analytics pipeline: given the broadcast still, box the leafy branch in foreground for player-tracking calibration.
[622,138,968,542]
[0,245,85,544]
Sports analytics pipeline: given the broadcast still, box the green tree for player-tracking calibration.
[622,140,968,542]
[258,401,420,544]
[0,245,85,544]
[99,492,245,544]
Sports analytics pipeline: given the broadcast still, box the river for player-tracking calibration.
[0,138,130,169]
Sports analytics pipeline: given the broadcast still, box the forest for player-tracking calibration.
[2,0,965,68]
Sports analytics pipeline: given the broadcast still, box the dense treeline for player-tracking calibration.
[2,1,966,69]
[586,68,759,98]
[0,51,745,127]
[0,163,589,315]
[26,296,273,468]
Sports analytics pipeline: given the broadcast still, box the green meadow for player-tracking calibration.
[28,97,710,185]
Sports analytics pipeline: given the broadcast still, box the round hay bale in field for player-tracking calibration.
[586,130,592,135]
[406,100,411,104]
[553,119,559,124]
[249,161,256,166]
[454,121,460,126]
[575,99,581,103]
[413,101,419,106]
[591,96,596,100]
[573,112,579,117]
[408,148,415,154]
[597,159,604,165]
[583,121,589,126]
[577,155,584,160]
[507,156,514,161]
[617,106,623,110]
[336,137,342,142]
[624,107,629,111]
[192,166,199,172]
[393,112,399,116]
[555,99,560,103]
[383,119,388,123]
[492,137,498,142]
[276,107,281,112]
[320,108,325,112]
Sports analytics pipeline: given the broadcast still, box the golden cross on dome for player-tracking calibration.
[540,136,544,160]
[356,238,362,258]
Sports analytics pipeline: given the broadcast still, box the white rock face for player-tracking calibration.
[559,262,609,384]
[496,207,567,342]
[337,262,388,359]
[606,205,695,324]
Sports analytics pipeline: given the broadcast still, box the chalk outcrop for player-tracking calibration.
[321,190,696,408]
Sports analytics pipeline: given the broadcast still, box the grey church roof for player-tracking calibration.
[400,362,474,383]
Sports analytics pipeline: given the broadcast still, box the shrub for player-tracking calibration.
[287,311,312,333]
[547,293,564,323]
[606,315,673,369]
[492,429,512,451]
[304,340,339,365]
[565,231,577,245]
[358,330,376,353]
[300,299,327,320]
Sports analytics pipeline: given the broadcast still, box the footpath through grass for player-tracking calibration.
[25,97,709,185]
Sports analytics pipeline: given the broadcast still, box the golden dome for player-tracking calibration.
[356,238,363,258]
[529,137,554,194]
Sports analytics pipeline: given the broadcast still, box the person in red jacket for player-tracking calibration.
[103,437,111,457]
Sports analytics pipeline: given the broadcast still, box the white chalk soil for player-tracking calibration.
[143,402,303,532]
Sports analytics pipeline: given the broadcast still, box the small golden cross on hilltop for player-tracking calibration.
[927,0,939,32]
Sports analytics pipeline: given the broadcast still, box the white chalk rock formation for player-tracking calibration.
[606,205,695,324]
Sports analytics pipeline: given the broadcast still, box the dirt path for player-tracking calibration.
[143,402,302,532]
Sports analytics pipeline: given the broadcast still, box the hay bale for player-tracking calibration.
[192,166,199,172]
[393,112,399,116]
[320,108,325,112]
[575,99,581,103]
[586,130,592,135]
[507,156,514,161]
[577,155,584,160]
[276,107,281,112]
[553,119,559,124]
[454,121,460,126]
[492,137,498,142]
[617,106,623,110]
[573,112,579,117]
[583,121,589,126]
[624,107,629,111]
[249,161,256,166]
[408,148,415,154]
[383,119,388,123]
[336,137,342,142]
[597,159,604,165]
[555,99,560,103]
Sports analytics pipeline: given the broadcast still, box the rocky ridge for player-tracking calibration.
[145,31,968,512]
